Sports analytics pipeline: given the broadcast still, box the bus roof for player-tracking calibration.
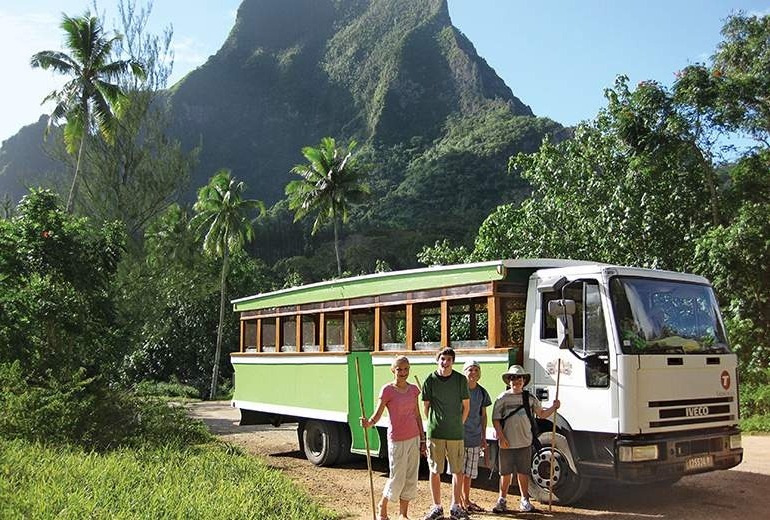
[232,258,596,312]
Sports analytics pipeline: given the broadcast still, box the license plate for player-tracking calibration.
[685,455,714,471]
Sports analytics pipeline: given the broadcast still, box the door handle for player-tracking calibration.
[535,387,549,400]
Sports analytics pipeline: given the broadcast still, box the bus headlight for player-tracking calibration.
[730,434,742,450]
[619,445,659,462]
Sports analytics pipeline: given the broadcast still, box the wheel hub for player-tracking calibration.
[531,448,565,488]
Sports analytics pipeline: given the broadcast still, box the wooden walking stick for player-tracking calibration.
[355,357,377,520]
[548,358,562,511]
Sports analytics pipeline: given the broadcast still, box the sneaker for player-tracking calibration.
[450,505,470,520]
[422,505,444,520]
[519,497,534,512]
[491,497,507,514]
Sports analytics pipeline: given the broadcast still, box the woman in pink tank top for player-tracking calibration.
[362,356,427,520]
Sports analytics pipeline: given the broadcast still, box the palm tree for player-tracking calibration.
[191,170,264,400]
[31,12,145,213]
[286,137,370,276]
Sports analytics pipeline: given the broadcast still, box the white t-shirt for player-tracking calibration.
[492,390,542,449]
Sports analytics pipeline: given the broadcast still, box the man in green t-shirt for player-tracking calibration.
[421,347,470,520]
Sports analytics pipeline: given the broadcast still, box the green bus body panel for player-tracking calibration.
[233,349,516,458]
[349,353,380,453]
[233,354,381,455]
[233,362,350,412]
[232,262,505,312]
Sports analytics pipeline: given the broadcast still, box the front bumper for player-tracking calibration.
[613,427,743,482]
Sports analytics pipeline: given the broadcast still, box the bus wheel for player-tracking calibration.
[528,433,590,505]
[301,420,341,467]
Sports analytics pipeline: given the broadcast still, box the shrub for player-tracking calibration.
[0,361,211,450]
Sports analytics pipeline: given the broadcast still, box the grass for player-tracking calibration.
[0,440,337,520]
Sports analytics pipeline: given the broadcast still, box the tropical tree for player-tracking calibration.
[73,1,197,247]
[286,137,370,276]
[190,170,264,399]
[472,75,718,271]
[30,12,145,213]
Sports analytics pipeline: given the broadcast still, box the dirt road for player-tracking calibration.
[187,401,770,520]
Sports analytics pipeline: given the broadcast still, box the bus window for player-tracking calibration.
[244,320,257,352]
[542,281,609,387]
[415,303,441,350]
[301,315,319,352]
[351,310,374,351]
[584,283,608,353]
[262,319,276,352]
[281,316,297,352]
[450,299,488,349]
[325,313,345,352]
[541,281,608,352]
[381,306,406,351]
[501,297,526,350]
[542,283,584,344]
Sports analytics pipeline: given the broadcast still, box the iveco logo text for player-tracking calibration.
[685,406,710,417]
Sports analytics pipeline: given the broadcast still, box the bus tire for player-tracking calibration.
[336,423,354,464]
[527,432,590,505]
[301,420,341,466]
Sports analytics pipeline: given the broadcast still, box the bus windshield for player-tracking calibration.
[609,277,730,354]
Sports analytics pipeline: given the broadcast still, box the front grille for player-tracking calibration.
[648,396,734,428]
[674,437,725,457]
[648,397,733,407]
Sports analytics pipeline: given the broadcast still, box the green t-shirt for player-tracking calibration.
[422,370,470,440]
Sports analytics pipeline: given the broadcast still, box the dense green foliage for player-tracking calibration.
[0,190,211,450]
[474,76,716,270]
[119,203,274,396]
[0,190,124,380]
[0,440,336,519]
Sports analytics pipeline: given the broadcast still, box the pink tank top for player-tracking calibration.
[380,383,421,442]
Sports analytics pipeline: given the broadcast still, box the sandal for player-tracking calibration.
[467,502,485,513]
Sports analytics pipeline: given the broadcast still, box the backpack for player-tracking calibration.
[499,390,542,451]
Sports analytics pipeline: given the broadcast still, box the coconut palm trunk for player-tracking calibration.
[333,218,342,276]
[210,240,230,400]
[66,119,87,213]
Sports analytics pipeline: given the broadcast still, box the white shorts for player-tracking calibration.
[383,436,420,502]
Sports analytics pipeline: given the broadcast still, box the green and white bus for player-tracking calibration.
[230,259,743,504]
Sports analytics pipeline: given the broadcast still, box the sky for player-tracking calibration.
[0,0,768,144]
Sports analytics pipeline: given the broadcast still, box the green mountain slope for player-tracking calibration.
[0,117,63,204]
[0,0,562,264]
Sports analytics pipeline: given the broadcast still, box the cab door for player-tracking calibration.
[530,280,617,434]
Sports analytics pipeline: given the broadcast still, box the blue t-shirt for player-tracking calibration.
[464,384,492,447]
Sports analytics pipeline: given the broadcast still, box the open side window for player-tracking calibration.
[541,280,609,387]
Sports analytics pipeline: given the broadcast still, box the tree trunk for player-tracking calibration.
[209,243,230,400]
[66,132,86,213]
[333,218,342,276]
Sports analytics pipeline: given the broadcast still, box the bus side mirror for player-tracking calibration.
[548,299,576,350]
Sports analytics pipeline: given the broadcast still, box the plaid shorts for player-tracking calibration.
[462,446,482,479]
